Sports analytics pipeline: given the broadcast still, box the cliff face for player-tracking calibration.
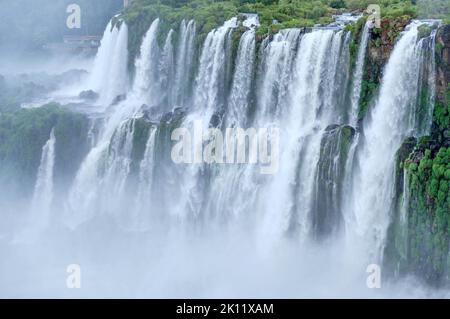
[0,105,90,203]
[358,17,410,120]
[433,24,450,142]
[385,24,450,287]
[368,17,411,66]
[435,24,450,103]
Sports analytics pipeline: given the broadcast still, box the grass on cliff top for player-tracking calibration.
[119,0,449,71]
[121,0,425,37]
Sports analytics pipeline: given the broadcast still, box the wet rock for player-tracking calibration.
[79,90,99,101]
[312,124,355,239]
[111,94,127,105]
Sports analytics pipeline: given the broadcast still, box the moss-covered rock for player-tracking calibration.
[386,133,450,286]
[312,124,355,239]
[433,24,450,144]
[357,16,411,120]
[0,103,89,200]
[404,146,450,285]
[120,0,239,68]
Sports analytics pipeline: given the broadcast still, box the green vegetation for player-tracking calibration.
[0,71,89,114]
[121,0,239,61]
[120,0,429,65]
[130,118,156,175]
[416,0,450,21]
[313,124,355,237]
[386,70,450,285]
[433,84,450,136]
[346,16,366,66]
[354,14,411,120]
[417,23,432,39]
[118,0,438,120]
[401,146,450,283]
[0,104,89,198]
[0,75,46,113]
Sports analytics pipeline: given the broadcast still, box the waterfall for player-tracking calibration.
[30,129,56,228]
[88,21,129,106]
[193,17,237,116]
[133,19,161,104]
[226,28,256,127]
[1,8,447,296]
[203,26,258,224]
[159,30,175,110]
[312,125,355,239]
[414,28,438,136]
[259,29,347,243]
[66,15,438,250]
[348,21,437,261]
[340,23,370,235]
[65,19,162,228]
[174,20,196,107]
[334,31,352,121]
[132,126,158,229]
[397,169,410,272]
[88,21,118,94]
[101,120,136,213]
[169,18,238,222]
[349,22,370,126]
[257,28,301,122]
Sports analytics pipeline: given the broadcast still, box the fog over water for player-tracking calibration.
[0,1,449,298]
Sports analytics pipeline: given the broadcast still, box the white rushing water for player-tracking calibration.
[349,21,370,126]
[66,17,438,254]
[258,29,349,245]
[193,17,237,115]
[65,19,161,228]
[173,20,196,107]
[226,28,256,127]
[30,129,56,229]
[1,15,445,297]
[88,21,129,107]
[347,21,437,262]
[257,28,301,122]
[159,29,175,110]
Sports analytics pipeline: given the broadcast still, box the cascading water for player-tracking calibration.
[341,22,370,235]
[257,28,301,122]
[65,19,161,228]
[101,120,136,218]
[349,21,370,126]
[259,29,350,243]
[88,21,129,107]
[347,21,437,261]
[29,129,56,229]
[131,125,158,230]
[312,124,355,238]
[132,19,161,105]
[173,20,196,107]
[159,30,175,110]
[3,9,447,297]
[414,28,438,136]
[226,28,256,127]
[171,18,238,222]
[193,17,237,116]
[203,26,258,225]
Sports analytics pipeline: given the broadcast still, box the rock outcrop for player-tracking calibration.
[435,24,450,103]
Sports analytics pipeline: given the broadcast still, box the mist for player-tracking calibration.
[0,0,449,299]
